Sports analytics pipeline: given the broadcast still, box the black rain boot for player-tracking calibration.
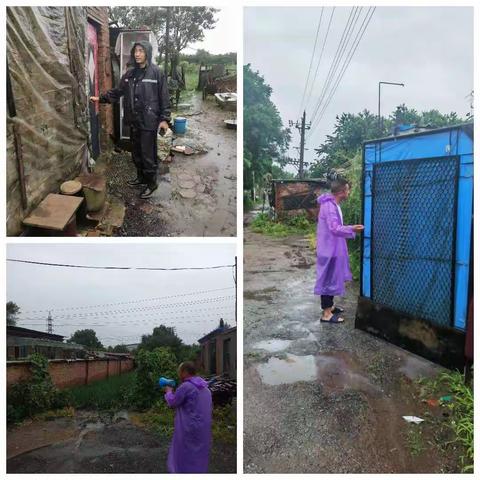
[139,173,158,199]
[127,170,146,187]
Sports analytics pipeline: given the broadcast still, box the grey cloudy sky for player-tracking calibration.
[190,7,237,54]
[7,243,236,346]
[244,6,473,169]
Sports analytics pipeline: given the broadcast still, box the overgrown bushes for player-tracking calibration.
[7,354,71,424]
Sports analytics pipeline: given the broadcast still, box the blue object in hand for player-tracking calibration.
[158,377,176,388]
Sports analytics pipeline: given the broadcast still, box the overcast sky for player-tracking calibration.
[7,243,236,347]
[189,7,237,54]
[244,6,473,170]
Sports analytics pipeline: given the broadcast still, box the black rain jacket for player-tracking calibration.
[100,40,170,131]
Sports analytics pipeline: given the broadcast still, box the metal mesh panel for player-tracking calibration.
[371,156,458,327]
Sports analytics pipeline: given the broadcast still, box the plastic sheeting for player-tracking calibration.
[7,6,90,235]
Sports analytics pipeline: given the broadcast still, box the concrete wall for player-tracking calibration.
[7,358,134,390]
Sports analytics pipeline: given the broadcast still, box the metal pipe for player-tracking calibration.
[378,81,405,133]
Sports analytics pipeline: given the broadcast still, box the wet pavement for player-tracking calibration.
[243,229,456,473]
[104,92,236,237]
[7,410,235,473]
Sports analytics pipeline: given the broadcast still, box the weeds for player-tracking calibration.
[251,213,315,237]
[67,372,136,410]
[419,370,473,472]
[406,425,425,456]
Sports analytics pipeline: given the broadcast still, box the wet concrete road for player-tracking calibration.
[244,230,453,473]
[106,92,236,237]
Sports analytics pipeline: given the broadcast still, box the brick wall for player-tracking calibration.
[7,358,134,390]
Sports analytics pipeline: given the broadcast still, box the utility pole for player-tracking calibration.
[164,7,171,76]
[47,311,53,334]
[289,111,311,178]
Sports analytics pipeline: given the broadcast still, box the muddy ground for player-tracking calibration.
[7,410,235,473]
[102,92,236,237]
[243,229,460,474]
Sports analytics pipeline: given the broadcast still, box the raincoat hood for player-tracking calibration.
[317,193,336,205]
[130,40,153,66]
[185,376,209,390]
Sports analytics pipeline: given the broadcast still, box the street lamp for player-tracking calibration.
[378,81,405,134]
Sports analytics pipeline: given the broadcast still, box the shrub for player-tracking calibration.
[132,347,178,409]
[7,353,70,424]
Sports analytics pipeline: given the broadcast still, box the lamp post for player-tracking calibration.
[378,81,405,134]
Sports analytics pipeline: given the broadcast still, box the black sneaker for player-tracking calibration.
[139,184,158,199]
[127,177,146,187]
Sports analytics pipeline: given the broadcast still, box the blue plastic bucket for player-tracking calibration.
[174,117,187,134]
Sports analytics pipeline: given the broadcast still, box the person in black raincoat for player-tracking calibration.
[90,40,170,199]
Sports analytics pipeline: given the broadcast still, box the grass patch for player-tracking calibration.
[251,213,315,237]
[134,400,236,445]
[67,372,136,411]
[418,370,473,472]
[406,424,425,457]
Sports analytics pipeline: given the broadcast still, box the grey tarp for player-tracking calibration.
[7,7,90,235]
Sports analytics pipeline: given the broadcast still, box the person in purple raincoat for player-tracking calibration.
[314,178,364,323]
[164,361,212,473]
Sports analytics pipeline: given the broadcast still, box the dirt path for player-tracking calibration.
[7,410,235,473]
[104,92,236,237]
[243,229,457,473]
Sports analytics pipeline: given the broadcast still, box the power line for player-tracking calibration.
[303,7,336,114]
[7,258,235,271]
[308,7,361,129]
[19,295,235,320]
[21,287,235,314]
[308,7,376,137]
[298,8,324,117]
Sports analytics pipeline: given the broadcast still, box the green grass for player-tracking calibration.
[66,372,136,410]
[419,370,473,472]
[407,425,425,457]
[251,213,315,238]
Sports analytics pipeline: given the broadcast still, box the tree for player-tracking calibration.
[67,329,104,350]
[7,301,20,326]
[244,64,290,200]
[109,7,218,65]
[112,344,130,353]
[139,325,184,357]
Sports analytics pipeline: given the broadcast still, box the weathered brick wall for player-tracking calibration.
[7,358,134,390]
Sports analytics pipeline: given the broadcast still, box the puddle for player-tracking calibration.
[398,352,441,380]
[252,339,292,353]
[257,354,316,385]
[316,352,379,395]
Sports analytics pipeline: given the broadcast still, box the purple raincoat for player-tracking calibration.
[165,376,212,473]
[314,193,356,296]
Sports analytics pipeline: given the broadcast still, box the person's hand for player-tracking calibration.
[89,96,99,102]
[159,121,169,132]
[352,225,365,233]
[165,386,173,394]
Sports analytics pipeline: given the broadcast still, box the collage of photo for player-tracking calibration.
[4,3,475,476]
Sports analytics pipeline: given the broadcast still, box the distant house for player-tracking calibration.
[198,320,236,379]
[7,326,85,360]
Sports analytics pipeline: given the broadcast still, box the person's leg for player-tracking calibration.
[139,129,159,198]
[321,295,343,322]
[128,126,146,186]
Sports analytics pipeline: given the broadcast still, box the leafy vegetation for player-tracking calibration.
[133,347,178,409]
[6,301,20,326]
[251,213,315,237]
[67,372,136,410]
[243,64,290,204]
[7,354,71,424]
[67,329,104,350]
[419,370,473,472]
